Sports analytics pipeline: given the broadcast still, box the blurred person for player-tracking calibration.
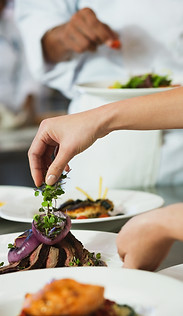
[0,0,37,129]
[15,0,183,189]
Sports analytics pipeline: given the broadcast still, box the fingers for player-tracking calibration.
[45,146,73,185]
[66,8,119,52]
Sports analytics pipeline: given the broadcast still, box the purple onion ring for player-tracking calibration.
[14,229,32,248]
[8,229,41,263]
[32,211,71,245]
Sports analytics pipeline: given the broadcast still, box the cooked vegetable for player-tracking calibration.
[32,211,71,245]
[8,229,41,263]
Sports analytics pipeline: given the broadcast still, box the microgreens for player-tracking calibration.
[69,256,81,266]
[33,174,67,237]
[8,243,15,249]
[88,252,102,266]
[34,174,67,215]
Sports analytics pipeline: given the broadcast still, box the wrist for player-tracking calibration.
[42,24,72,63]
[162,203,183,241]
[92,99,132,139]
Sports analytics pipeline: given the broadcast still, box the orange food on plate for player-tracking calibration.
[19,278,138,316]
[58,198,114,219]
[19,278,104,316]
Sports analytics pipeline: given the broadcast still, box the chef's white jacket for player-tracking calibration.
[15,0,183,189]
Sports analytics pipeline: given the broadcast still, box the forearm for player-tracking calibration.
[94,87,183,138]
[42,24,72,63]
[162,203,183,242]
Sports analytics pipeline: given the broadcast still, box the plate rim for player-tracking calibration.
[75,80,175,95]
[0,188,164,223]
[0,266,183,316]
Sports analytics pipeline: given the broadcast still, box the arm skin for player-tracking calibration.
[116,203,183,271]
[41,7,120,63]
[28,86,183,187]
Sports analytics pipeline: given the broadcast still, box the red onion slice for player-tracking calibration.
[32,211,71,245]
[8,229,41,263]
[14,229,32,248]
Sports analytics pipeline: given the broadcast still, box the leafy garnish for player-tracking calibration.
[33,174,67,237]
[34,174,67,214]
[69,256,81,266]
[8,243,15,249]
[88,252,102,266]
[111,73,172,89]
[0,262,4,267]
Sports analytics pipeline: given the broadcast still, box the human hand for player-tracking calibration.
[116,208,175,271]
[62,7,120,52]
[42,8,121,62]
[28,110,101,187]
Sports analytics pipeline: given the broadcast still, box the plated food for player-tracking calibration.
[19,278,137,316]
[109,73,179,89]
[58,179,119,219]
[58,198,114,219]
[0,185,164,232]
[1,267,183,315]
[0,177,106,275]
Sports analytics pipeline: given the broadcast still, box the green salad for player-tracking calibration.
[111,73,172,89]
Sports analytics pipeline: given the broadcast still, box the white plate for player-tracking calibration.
[159,264,183,282]
[0,185,42,222]
[0,230,121,267]
[75,80,176,101]
[0,186,164,232]
[0,267,183,316]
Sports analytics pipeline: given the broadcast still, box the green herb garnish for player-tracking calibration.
[88,252,102,266]
[0,262,4,267]
[8,243,15,249]
[96,253,101,260]
[111,73,172,89]
[33,174,67,237]
[69,256,81,266]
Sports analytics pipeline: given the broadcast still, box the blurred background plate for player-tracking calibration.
[75,80,175,102]
[0,186,164,232]
[159,263,183,282]
[0,267,183,316]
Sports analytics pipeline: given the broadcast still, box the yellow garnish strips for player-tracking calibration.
[102,187,108,199]
[98,176,103,199]
[75,187,94,201]
[0,201,5,207]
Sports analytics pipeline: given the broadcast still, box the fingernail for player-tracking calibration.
[46,174,57,185]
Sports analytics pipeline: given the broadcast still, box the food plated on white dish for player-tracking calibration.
[0,186,164,232]
[75,76,179,101]
[0,230,121,269]
[0,267,183,316]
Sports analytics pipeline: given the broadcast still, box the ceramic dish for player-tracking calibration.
[0,230,121,267]
[0,186,164,232]
[75,80,177,101]
[0,267,183,316]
